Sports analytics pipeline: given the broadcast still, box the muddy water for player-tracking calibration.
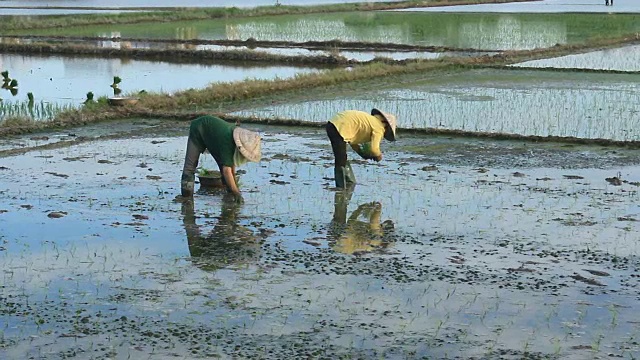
[232,69,640,141]
[513,44,640,72]
[9,12,639,51]
[0,53,321,107]
[1,121,640,358]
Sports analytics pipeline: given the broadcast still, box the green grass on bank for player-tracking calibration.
[0,0,532,31]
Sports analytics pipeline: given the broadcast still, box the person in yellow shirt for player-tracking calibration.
[325,108,397,188]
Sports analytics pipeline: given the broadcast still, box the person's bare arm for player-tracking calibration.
[221,166,240,196]
[369,129,384,162]
[350,143,366,159]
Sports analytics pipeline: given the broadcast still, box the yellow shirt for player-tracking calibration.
[329,110,385,157]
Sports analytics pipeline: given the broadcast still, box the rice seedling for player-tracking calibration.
[84,91,95,104]
[0,99,74,124]
[111,76,122,96]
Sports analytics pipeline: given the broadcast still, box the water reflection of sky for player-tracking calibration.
[0,8,142,15]
[0,0,404,14]
[0,53,320,105]
[1,128,640,358]
[513,44,640,72]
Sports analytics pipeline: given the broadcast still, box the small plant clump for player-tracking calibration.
[197,167,220,178]
[84,91,95,104]
[111,76,122,96]
[1,70,19,99]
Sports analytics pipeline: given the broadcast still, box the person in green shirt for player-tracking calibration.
[325,108,397,188]
[181,115,261,202]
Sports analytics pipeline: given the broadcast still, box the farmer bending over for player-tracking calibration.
[325,108,397,188]
[181,115,261,202]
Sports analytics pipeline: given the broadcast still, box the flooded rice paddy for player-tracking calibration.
[2,1,640,359]
[513,45,640,72]
[7,12,640,51]
[0,53,321,107]
[1,121,640,359]
[232,69,640,141]
[402,0,640,13]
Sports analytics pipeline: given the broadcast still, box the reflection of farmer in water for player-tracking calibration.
[181,115,261,203]
[181,195,261,271]
[329,189,395,255]
[325,109,397,188]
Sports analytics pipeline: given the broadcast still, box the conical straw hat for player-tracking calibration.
[232,127,261,162]
[371,108,397,141]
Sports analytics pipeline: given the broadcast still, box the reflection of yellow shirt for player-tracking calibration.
[332,204,384,255]
[333,232,383,255]
[329,110,385,157]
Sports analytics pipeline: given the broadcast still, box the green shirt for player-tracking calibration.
[189,115,236,167]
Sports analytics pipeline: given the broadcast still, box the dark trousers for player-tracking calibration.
[326,122,347,168]
[182,137,204,181]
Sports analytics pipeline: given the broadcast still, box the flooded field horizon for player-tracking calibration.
[402,0,640,13]
[0,0,405,10]
[7,12,640,51]
[1,121,640,358]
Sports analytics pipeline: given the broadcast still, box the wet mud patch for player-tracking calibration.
[392,135,640,169]
[1,124,640,358]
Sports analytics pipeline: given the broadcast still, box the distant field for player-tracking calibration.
[5,12,640,50]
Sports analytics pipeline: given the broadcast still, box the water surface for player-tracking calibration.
[513,44,640,72]
[0,8,143,15]
[0,53,321,106]
[0,0,404,14]
[1,122,639,358]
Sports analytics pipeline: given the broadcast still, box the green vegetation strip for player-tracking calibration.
[0,0,535,31]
